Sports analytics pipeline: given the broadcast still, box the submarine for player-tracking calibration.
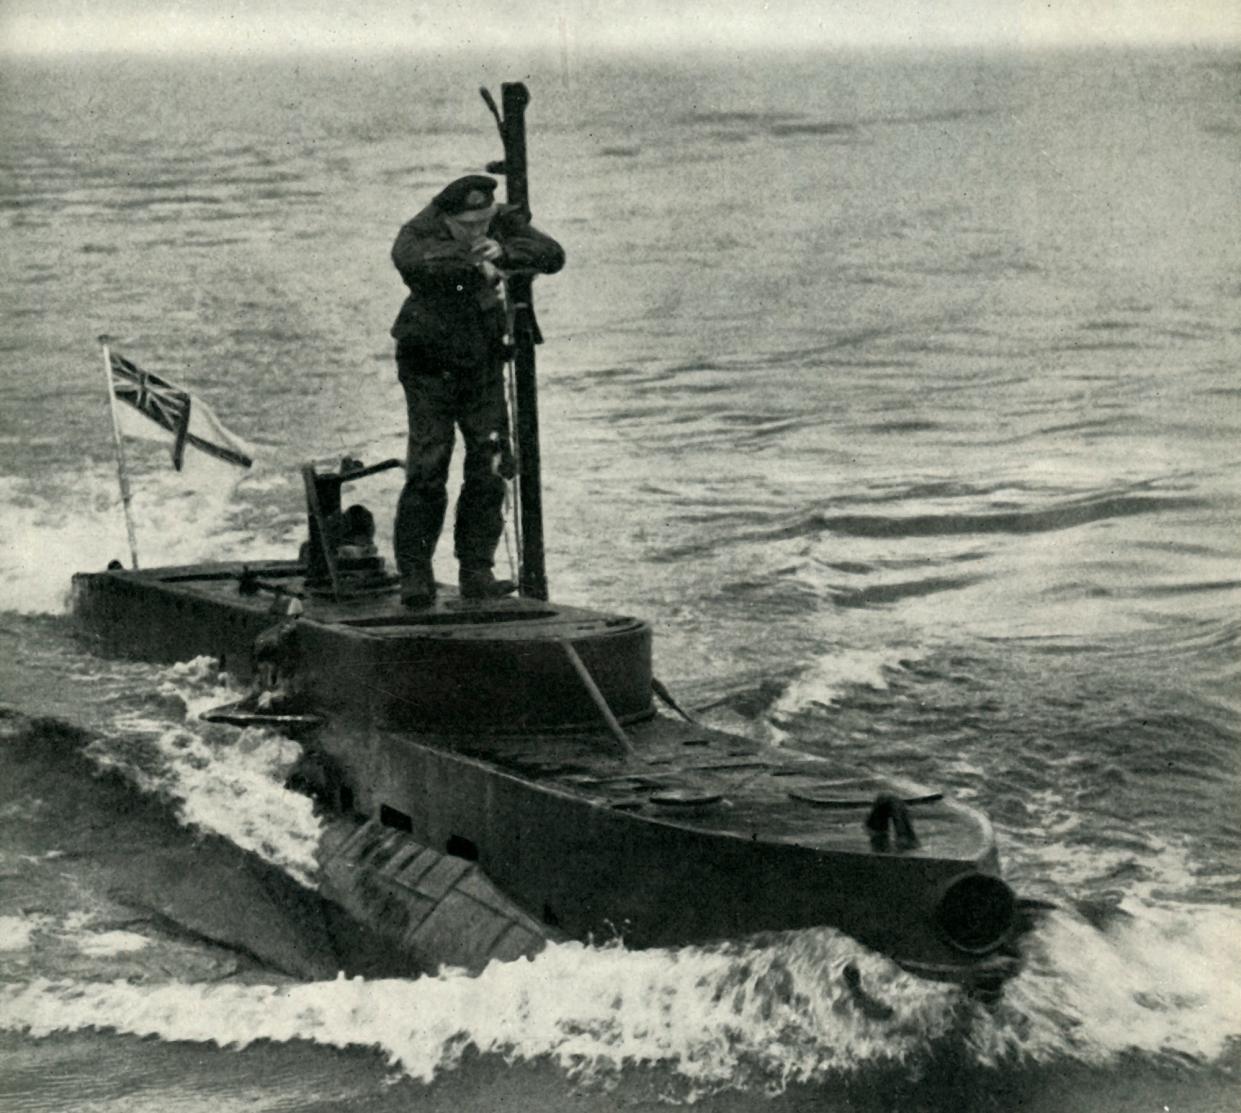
[72,83,1038,996]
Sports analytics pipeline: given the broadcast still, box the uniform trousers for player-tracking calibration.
[393,340,509,577]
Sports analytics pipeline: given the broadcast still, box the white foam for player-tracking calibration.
[77,931,151,957]
[87,659,323,887]
[0,914,42,952]
[5,898,1238,1093]
[1032,832,1205,902]
[158,655,241,719]
[770,645,920,723]
[980,900,1241,1066]
[0,462,285,616]
[89,719,322,888]
[0,933,949,1095]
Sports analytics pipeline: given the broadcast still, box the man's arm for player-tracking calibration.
[391,217,477,284]
[494,213,566,275]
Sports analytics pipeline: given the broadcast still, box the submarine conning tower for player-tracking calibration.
[288,454,656,736]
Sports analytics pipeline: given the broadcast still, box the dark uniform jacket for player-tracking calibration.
[390,203,565,369]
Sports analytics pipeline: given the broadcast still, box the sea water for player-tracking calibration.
[0,47,1239,1111]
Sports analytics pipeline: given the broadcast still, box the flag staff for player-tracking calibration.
[98,334,140,569]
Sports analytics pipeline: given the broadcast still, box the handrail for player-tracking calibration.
[561,640,638,759]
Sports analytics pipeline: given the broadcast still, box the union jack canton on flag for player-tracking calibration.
[109,351,253,471]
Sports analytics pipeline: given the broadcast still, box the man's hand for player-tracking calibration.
[469,238,504,264]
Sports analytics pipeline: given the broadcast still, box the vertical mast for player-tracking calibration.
[98,335,140,569]
[491,82,549,601]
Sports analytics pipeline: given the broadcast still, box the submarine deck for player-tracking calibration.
[137,559,637,634]
[396,713,993,863]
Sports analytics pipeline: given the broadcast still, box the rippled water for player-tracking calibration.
[1,47,1239,1111]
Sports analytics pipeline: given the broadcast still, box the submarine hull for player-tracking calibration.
[308,722,1019,987]
[72,560,1026,991]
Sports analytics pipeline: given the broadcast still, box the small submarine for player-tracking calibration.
[71,83,1040,996]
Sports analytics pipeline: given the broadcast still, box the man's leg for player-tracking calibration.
[395,349,455,603]
[453,356,514,597]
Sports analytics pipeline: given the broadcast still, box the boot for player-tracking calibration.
[400,563,437,608]
[459,565,517,600]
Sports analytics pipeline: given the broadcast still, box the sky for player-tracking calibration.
[1,0,1239,55]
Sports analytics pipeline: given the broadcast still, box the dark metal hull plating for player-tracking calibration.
[72,560,1026,991]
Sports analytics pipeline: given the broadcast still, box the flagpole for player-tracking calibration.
[98,334,140,569]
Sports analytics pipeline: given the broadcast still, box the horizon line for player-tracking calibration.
[3,37,1240,59]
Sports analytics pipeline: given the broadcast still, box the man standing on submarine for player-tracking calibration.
[389,174,565,607]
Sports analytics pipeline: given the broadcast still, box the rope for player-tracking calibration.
[501,483,517,582]
[500,276,524,588]
[652,677,697,724]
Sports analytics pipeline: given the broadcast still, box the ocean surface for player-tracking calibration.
[1,46,1239,1111]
